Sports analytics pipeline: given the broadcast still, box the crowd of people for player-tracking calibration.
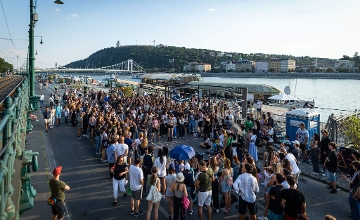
[43,83,358,220]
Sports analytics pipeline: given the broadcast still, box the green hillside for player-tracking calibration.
[65,45,358,72]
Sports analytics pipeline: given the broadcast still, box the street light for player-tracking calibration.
[54,0,64,4]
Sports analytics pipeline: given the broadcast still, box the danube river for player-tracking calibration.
[91,74,359,118]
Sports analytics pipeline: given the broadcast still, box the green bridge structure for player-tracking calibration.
[0,75,39,219]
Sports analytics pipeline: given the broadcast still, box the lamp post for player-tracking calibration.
[27,0,63,132]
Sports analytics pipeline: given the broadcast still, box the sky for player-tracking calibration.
[0,0,359,69]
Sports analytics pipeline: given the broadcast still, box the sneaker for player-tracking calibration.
[123,193,127,197]
[311,171,319,175]
[326,185,333,190]
[215,209,219,213]
[101,159,108,163]
[129,210,135,215]
[112,201,117,206]
[96,152,101,155]
[258,217,268,220]
[134,211,144,217]
[322,173,326,177]
[330,189,337,194]
[188,210,193,215]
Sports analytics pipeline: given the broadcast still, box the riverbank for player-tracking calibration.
[200,72,360,79]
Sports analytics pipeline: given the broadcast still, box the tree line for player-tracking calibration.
[0,57,14,73]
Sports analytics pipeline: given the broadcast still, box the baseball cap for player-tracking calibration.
[185,163,191,170]
[53,166,62,176]
[169,163,175,170]
[292,140,300,145]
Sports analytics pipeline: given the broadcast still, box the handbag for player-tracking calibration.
[182,196,190,217]
[146,178,162,203]
[352,184,360,200]
[47,196,58,206]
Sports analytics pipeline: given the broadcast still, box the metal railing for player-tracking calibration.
[0,76,38,219]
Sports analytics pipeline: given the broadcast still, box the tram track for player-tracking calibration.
[0,75,26,111]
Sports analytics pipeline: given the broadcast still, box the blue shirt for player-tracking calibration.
[125,138,133,151]
[106,144,116,163]
[55,106,62,115]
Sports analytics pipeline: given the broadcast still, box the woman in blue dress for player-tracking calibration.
[248,129,258,162]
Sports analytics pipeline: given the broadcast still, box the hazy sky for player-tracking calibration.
[0,0,359,69]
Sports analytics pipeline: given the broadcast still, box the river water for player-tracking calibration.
[89,74,360,118]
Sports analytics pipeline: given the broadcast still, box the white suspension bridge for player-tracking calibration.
[35,59,145,74]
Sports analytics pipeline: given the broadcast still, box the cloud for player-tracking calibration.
[55,8,61,12]
[207,9,216,12]
[71,14,79,17]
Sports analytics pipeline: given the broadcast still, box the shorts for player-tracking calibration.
[44,119,50,124]
[326,170,336,182]
[299,143,306,150]
[268,210,284,220]
[166,196,174,203]
[238,196,256,215]
[51,201,66,218]
[197,190,212,207]
[131,187,143,200]
[128,150,134,158]
[221,181,232,193]
[55,114,61,119]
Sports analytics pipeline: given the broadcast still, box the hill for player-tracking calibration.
[65,45,358,72]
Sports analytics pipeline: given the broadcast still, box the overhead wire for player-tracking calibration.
[0,0,21,57]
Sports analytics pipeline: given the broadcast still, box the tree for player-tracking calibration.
[343,116,360,149]
[326,68,334,73]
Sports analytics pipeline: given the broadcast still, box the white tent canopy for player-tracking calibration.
[268,93,299,101]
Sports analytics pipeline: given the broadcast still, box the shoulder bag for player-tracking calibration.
[146,178,162,203]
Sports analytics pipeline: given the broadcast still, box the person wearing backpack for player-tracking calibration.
[220,158,233,213]
[49,166,70,220]
[224,132,233,164]
[170,172,188,220]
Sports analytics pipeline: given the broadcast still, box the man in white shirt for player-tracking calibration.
[129,158,144,217]
[284,143,301,183]
[114,136,128,162]
[39,94,45,107]
[233,163,259,220]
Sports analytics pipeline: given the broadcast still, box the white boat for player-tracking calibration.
[103,74,117,80]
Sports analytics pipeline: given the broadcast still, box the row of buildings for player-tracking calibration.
[183,59,296,73]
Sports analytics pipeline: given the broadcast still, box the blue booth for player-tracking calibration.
[286,108,320,146]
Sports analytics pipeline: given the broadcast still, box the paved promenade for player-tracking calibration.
[21,82,351,220]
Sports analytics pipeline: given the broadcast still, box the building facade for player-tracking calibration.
[268,59,281,72]
[183,62,211,72]
[280,59,296,72]
[235,60,254,72]
[255,60,269,72]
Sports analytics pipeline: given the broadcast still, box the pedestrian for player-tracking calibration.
[248,129,258,162]
[233,163,259,220]
[63,106,69,125]
[208,156,220,213]
[129,158,144,217]
[43,107,51,132]
[310,133,321,174]
[320,129,331,175]
[146,166,161,220]
[155,148,167,196]
[165,163,176,220]
[296,122,309,162]
[183,163,195,215]
[111,155,128,206]
[262,173,284,220]
[281,175,306,220]
[76,112,84,139]
[40,93,44,107]
[142,146,154,194]
[341,161,360,220]
[106,137,117,179]
[220,158,233,213]
[324,142,338,194]
[195,160,214,220]
[55,103,62,127]
[170,172,188,220]
[49,166,70,220]
[286,141,301,183]
[50,106,56,128]
[49,95,54,107]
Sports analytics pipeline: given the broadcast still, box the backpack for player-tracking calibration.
[143,154,154,172]
[102,140,109,148]
[47,196,58,206]
[226,136,233,147]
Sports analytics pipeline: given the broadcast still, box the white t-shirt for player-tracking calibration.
[256,101,263,109]
[267,128,274,143]
[154,156,167,177]
[296,128,309,144]
[114,143,128,156]
[285,153,300,175]
[129,165,144,191]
